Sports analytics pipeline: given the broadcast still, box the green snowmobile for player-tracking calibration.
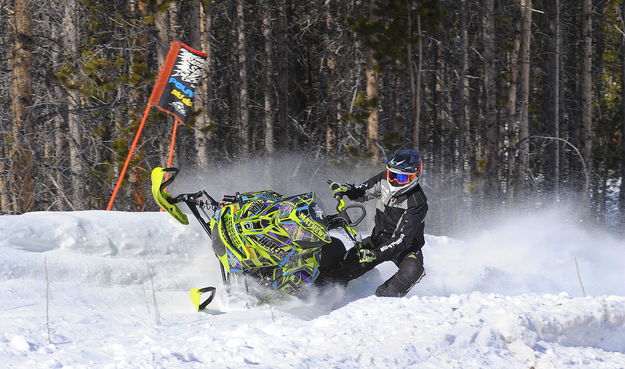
[150,167,366,311]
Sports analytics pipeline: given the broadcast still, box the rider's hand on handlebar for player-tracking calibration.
[358,248,377,264]
[356,242,376,264]
[328,181,352,199]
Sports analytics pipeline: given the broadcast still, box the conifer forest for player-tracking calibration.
[1,0,625,234]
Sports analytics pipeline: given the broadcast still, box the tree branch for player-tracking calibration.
[515,135,589,195]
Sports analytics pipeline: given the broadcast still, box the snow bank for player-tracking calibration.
[1,209,624,368]
[0,211,217,289]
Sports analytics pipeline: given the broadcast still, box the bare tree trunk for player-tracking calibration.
[506,4,522,201]
[61,0,87,210]
[9,0,35,213]
[169,1,180,40]
[155,3,171,64]
[0,2,8,213]
[262,0,275,154]
[457,0,468,199]
[462,13,481,216]
[193,0,214,167]
[48,2,68,210]
[517,0,532,196]
[236,0,250,157]
[551,0,561,200]
[581,0,593,201]
[126,0,151,211]
[190,1,202,50]
[434,40,446,188]
[483,0,498,199]
[366,54,379,162]
[324,1,337,154]
[393,61,402,137]
[0,140,10,213]
[366,0,380,163]
[411,15,422,149]
[276,0,289,149]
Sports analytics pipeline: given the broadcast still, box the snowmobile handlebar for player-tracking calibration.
[222,194,238,203]
[170,190,219,210]
[330,201,366,228]
[325,180,366,228]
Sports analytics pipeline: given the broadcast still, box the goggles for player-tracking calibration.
[386,162,422,185]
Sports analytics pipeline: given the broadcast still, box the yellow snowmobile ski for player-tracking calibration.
[151,167,189,225]
[190,287,217,311]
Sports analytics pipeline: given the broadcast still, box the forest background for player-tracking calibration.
[2,0,625,236]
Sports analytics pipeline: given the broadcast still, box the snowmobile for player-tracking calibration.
[150,167,366,311]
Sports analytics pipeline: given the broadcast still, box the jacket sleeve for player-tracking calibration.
[373,191,428,259]
[346,171,385,202]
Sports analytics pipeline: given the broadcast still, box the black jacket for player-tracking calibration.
[348,171,428,260]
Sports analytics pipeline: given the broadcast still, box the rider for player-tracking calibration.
[327,149,428,297]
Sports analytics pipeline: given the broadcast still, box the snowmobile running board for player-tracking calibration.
[190,287,217,311]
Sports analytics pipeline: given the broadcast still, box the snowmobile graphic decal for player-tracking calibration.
[150,167,366,310]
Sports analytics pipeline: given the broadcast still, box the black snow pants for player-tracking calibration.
[318,236,425,297]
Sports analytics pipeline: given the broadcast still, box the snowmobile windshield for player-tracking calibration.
[276,193,330,245]
[309,197,326,225]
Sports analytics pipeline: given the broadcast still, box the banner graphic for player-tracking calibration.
[148,42,207,123]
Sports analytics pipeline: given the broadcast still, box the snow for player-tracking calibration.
[1,208,625,368]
